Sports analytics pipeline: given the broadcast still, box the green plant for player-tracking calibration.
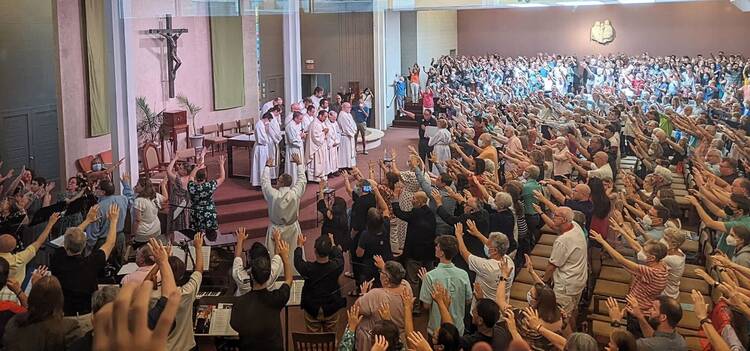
[177,94,203,135]
[136,96,165,145]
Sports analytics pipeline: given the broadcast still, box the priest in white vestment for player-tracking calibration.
[262,153,306,266]
[306,111,329,182]
[285,102,303,127]
[261,97,282,115]
[285,112,306,184]
[251,114,273,187]
[267,109,283,179]
[325,110,341,176]
[428,119,452,174]
[302,105,316,131]
[337,102,357,169]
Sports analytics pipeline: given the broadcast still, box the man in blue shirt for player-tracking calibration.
[394,76,406,112]
[352,99,369,155]
[86,173,134,265]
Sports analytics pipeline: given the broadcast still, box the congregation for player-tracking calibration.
[0,51,749,351]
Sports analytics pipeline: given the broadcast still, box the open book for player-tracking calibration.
[194,303,238,336]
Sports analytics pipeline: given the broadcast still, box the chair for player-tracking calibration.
[98,150,113,166]
[238,118,253,134]
[291,332,336,351]
[202,124,227,156]
[222,121,240,138]
[76,155,95,174]
[140,143,168,182]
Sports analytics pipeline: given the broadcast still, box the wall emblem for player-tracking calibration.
[591,20,615,45]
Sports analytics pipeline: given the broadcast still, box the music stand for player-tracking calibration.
[29,202,66,226]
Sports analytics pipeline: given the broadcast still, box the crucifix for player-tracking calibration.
[147,14,188,98]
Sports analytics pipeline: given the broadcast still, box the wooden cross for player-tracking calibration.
[147,14,188,98]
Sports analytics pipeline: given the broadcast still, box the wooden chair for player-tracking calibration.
[291,332,336,351]
[202,124,227,156]
[140,143,168,183]
[76,155,95,174]
[98,150,113,167]
[222,121,241,138]
[175,148,197,163]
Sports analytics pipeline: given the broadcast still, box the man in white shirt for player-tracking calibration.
[337,103,357,169]
[285,112,307,185]
[261,97,282,115]
[456,225,514,304]
[307,111,330,183]
[251,113,273,187]
[570,151,613,180]
[231,227,283,296]
[325,110,341,176]
[544,207,588,316]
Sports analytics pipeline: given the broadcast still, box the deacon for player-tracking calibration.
[337,102,357,169]
[285,102,303,127]
[285,112,307,184]
[251,112,273,187]
[326,110,341,176]
[307,110,330,183]
[261,97,282,115]
[262,154,306,265]
[267,106,284,180]
[303,104,316,131]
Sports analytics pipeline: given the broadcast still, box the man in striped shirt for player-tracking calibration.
[590,230,669,336]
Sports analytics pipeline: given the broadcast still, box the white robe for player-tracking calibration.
[337,111,357,168]
[263,165,306,268]
[325,119,341,174]
[285,121,306,184]
[251,120,272,186]
[428,128,452,174]
[306,118,329,182]
[260,100,275,115]
[267,117,283,179]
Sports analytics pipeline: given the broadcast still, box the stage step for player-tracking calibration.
[391,119,418,128]
[219,211,320,239]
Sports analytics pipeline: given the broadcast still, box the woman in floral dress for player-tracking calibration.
[187,155,226,239]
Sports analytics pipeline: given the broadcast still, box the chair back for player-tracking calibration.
[76,155,95,173]
[98,150,113,164]
[292,332,336,351]
[222,121,238,132]
[142,143,161,171]
[202,124,220,135]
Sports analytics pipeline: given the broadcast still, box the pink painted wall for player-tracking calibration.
[54,0,259,178]
[457,1,750,57]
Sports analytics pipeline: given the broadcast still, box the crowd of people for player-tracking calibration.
[0,51,749,351]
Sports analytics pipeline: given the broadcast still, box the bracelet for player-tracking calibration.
[499,277,507,282]
[610,321,621,328]
[713,281,720,288]
[700,318,712,326]
[536,324,543,333]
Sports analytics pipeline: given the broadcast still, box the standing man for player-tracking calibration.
[337,103,357,169]
[285,102,303,127]
[267,107,284,180]
[393,76,406,112]
[544,207,588,324]
[310,87,325,109]
[330,94,343,114]
[261,97,283,115]
[352,99,369,155]
[285,112,307,185]
[263,154,306,264]
[307,111,330,183]
[402,109,437,164]
[326,110,341,176]
[86,173,134,265]
[251,113,273,188]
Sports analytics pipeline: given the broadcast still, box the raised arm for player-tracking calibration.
[685,196,727,233]
[590,229,639,272]
[99,204,120,260]
[215,155,226,187]
[30,212,60,250]
[148,238,177,298]
[275,231,293,286]
[454,223,472,262]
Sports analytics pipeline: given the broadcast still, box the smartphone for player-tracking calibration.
[362,185,372,193]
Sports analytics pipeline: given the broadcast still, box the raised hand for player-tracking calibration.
[346,304,363,331]
[31,265,49,286]
[291,153,301,165]
[454,222,464,238]
[377,301,392,321]
[107,204,120,221]
[85,205,101,223]
[431,282,451,308]
[522,307,543,331]
[406,331,432,351]
[297,234,307,248]
[360,279,374,295]
[148,238,170,265]
[371,335,389,351]
[276,239,290,258]
[235,227,248,243]
[417,267,428,281]
[691,289,709,320]
[193,232,204,250]
[606,297,625,322]
[374,255,386,271]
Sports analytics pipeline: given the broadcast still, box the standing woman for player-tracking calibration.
[428,119,452,174]
[588,177,612,241]
[188,155,226,240]
[166,155,193,240]
[133,178,168,247]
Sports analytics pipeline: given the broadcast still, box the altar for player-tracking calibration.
[227,134,255,179]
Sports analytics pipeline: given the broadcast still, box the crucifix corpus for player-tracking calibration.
[147,14,188,98]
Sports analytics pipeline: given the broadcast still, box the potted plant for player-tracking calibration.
[135,96,166,146]
[177,94,204,148]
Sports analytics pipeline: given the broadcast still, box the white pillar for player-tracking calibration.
[374,5,402,131]
[372,4,387,130]
[103,0,138,191]
[283,0,302,114]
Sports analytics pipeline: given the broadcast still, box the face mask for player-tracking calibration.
[726,235,739,247]
[484,245,492,257]
[637,250,650,263]
[92,163,104,172]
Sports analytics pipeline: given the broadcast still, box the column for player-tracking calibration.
[282,0,302,113]
[372,3,387,130]
[103,0,139,191]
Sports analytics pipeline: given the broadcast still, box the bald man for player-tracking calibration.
[542,181,595,231]
[544,206,588,316]
[0,212,58,287]
[570,151,612,180]
[337,103,357,169]
[391,190,436,299]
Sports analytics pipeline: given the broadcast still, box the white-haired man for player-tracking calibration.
[544,206,588,317]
